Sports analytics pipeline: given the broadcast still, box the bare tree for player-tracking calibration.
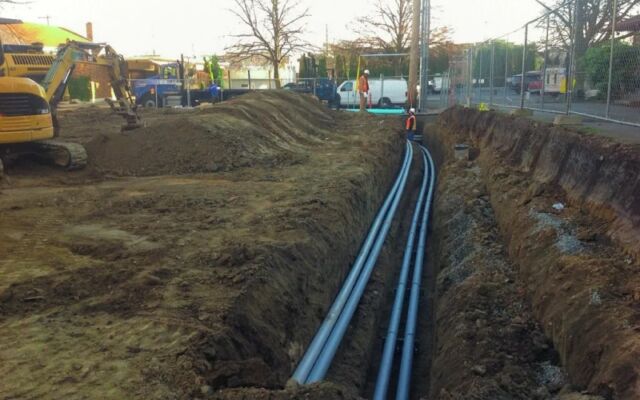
[538,0,640,52]
[537,0,640,93]
[227,0,310,88]
[357,0,413,75]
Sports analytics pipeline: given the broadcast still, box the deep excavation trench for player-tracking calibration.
[215,107,639,399]
[3,94,638,400]
[415,107,640,400]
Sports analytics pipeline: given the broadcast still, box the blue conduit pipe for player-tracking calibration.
[291,141,413,384]
[373,149,429,400]
[306,142,414,383]
[396,146,436,400]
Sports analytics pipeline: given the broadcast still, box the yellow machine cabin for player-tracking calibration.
[0,76,53,144]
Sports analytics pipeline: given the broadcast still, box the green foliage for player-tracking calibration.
[68,76,91,101]
[583,41,640,98]
[203,55,223,86]
[318,56,327,77]
[298,53,317,78]
[471,40,540,85]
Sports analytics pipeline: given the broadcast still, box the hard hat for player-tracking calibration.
[409,108,416,114]
[364,69,370,75]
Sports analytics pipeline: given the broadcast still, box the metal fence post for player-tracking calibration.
[566,0,578,115]
[542,15,550,110]
[478,44,483,102]
[605,0,618,118]
[504,41,509,101]
[466,47,473,107]
[248,69,252,89]
[490,41,495,106]
[186,77,191,107]
[155,83,158,108]
[520,24,528,110]
[380,73,385,101]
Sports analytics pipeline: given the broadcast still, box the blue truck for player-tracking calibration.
[283,78,338,105]
[132,62,336,107]
[131,61,221,107]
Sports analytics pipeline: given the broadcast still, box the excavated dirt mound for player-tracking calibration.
[0,92,405,399]
[423,107,640,399]
[79,91,334,176]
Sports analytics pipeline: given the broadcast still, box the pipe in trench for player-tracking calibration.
[306,141,414,383]
[373,148,430,400]
[291,141,414,385]
[396,146,436,400]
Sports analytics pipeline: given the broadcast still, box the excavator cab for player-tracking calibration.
[0,77,54,144]
[0,40,141,174]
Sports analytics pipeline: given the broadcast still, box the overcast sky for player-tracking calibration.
[2,0,544,58]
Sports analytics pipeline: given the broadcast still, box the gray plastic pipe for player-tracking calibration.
[291,141,413,384]
[306,142,414,383]
[373,149,429,400]
[396,145,436,400]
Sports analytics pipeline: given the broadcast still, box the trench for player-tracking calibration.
[294,108,639,400]
[407,107,640,400]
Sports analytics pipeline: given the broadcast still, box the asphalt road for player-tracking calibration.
[449,86,640,126]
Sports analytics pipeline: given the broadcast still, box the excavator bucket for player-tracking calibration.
[105,98,144,131]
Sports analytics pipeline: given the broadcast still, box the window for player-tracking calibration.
[341,82,353,92]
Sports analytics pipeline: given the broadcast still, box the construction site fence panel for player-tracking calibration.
[448,0,640,127]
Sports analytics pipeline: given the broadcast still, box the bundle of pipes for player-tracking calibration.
[375,145,436,400]
[290,141,437,400]
[291,141,413,384]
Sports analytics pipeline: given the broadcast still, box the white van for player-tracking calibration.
[336,78,408,108]
[543,67,567,95]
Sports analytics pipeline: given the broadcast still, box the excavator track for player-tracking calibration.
[33,140,88,170]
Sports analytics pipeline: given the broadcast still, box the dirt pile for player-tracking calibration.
[424,107,640,399]
[78,91,335,176]
[0,92,405,399]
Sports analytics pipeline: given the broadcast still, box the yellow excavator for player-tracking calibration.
[0,40,142,174]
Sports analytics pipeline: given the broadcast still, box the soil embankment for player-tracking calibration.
[423,107,640,399]
[0,92,404,399]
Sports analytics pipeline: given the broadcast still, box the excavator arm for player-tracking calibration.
[40,41,142,132]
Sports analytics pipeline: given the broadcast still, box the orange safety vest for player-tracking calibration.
[405,114,417,131]
[358,75,369,93]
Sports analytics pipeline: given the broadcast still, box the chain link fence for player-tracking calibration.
[449,0,640,127]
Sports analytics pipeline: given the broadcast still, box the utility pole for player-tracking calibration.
[39,15,52,26]
[418,0,430,112]
[325,24,329,54]
[408,0,421,108]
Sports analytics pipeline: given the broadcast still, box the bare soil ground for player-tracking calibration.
[0,91,404,399]
[422,107,640,400]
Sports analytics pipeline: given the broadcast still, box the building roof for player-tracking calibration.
[0,19,88,48]
[616,15,640,32]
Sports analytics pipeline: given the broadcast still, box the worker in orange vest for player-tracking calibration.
[358,69,370,112]
[405,108,417,141]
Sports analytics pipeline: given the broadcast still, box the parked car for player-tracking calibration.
[511,71,542,94]
[528,79,543,94]
[430,76,449,94]
[335,78,407,108]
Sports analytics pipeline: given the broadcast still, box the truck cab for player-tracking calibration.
[131,62,183,107]
[283,78,337,104]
